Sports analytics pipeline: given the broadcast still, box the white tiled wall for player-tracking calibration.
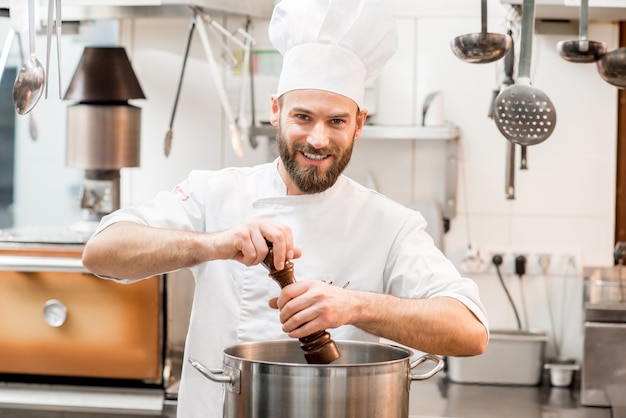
[113,1,620,362]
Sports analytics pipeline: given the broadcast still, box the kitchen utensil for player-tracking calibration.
[195,11,244,157]
[488,30,515,118]
[164,18,195,157]
[236,22,255,148]
[421,91,441,126]
[493,0,557,146]
[13,0,45,115]
[54,0,62,98]
[44,0,62,98]
[450,0,512,64]
[16,32,39,140]
[262,241,340,364]
[44,0,53,98]
[557,0,606,63]
[520,145,528,169]
[597,47,626,89]
[189,340,443,418]
[506,140,516,199]
[207,21,239,69]
[498,31,516,199]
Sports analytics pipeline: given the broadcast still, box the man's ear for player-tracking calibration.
[354,109,368,141]
[270,95,280,126]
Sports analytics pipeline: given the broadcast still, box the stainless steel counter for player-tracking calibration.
[0,372,612,418]
[408,373,611,418]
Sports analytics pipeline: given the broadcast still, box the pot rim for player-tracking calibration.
[221,339,414,367]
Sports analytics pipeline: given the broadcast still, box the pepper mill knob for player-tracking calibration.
[262,242,341,364]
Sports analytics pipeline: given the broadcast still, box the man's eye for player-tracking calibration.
[330,119,345,125]
[295,114,310,120]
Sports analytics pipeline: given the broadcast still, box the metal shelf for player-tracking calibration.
[360,123,460,141]
[249,123,460,142]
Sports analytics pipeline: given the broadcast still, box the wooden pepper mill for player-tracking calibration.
[262,242,341,364]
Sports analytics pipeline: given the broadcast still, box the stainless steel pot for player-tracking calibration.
[189,340,444,418]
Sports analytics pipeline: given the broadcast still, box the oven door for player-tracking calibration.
[0,246,163,382]
[0,245,168,414]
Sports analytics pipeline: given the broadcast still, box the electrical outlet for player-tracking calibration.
[458,243,490,273]
[483,247,582,277]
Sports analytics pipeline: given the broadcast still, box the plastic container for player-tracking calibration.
[447,330,548,385]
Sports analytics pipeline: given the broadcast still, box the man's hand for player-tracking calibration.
[211,218,301,270]
[268,280,353,338]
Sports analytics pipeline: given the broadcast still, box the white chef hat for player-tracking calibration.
[269,0,398,109]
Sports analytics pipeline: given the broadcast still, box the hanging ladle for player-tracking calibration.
[450,0,512,64]
[597,47,626,88]
[557,0,606,63]
[493,0,557,146]
[13,0,45,115]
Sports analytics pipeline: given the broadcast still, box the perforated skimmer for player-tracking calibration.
[493,0,556,146]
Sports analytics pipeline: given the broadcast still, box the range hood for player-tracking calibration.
[0,0,276,20]
[502,0,626,21]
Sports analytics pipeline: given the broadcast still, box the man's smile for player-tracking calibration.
[302,151,330,161]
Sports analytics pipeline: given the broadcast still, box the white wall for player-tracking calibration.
[3,0,620,362]
[115,1,620,362]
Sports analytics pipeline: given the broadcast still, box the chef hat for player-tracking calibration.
[269,0,398,109]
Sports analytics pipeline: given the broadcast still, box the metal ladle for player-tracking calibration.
[13,0,45,115]
[597,47,626,88]
[493,0,557,146]
[450,0,512,64]
[557,0,606,63]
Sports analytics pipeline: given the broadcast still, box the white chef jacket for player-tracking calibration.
[94,160,488,418]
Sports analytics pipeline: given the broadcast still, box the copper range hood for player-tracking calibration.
[64,47,145,219]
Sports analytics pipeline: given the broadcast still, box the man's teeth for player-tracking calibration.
[303,152,327,160]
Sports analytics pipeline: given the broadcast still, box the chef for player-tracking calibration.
[82,0,489,416]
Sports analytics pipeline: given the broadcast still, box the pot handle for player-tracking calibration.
[188,357,233,383]
[409,354,444,381]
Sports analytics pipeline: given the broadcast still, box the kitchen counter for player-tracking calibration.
[408,372,611,418]
[0,372,612,418]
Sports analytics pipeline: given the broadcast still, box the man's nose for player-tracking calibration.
[307,122,330,149]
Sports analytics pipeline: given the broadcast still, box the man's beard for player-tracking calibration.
[277,126,354,194]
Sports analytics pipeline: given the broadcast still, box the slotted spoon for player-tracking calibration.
[493,0,556,146]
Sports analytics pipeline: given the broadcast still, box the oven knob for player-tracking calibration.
[43,299,68,327]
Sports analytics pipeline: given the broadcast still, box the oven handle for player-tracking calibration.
[0,255,88,273]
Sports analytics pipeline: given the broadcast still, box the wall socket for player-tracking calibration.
[458,243,581,277]
[482,247,581,277]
